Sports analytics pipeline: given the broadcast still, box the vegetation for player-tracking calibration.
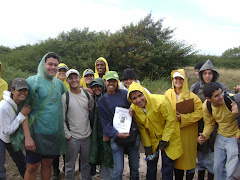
[0,13,239,87]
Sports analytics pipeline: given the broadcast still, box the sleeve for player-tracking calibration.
[219,83,231,93]
[62,93,71,139]
[202,100,216,140]
[180,94,203,128]
[26,77,40,110]
[160,96,177,142]
[89,93,94,110]
[1,107,26,135]
[190,83,196,92]
[98,98,119,139]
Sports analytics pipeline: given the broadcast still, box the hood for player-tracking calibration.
[91,78,106,95]
[127,82,149,105]
[199,59,219,83]
[171,69,189,95]
[37,52,56,80]
[80,69,94,88]
[2,90,17,109]
[94,57,109,79]
[55,63,69,79]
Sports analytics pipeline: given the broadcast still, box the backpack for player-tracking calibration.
[65,89,90,130]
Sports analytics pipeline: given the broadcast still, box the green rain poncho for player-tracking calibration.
[11,53,67,155]
[89,78,113,168]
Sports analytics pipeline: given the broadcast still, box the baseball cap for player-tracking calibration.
[105,71,119,81]
[91,81,102,88]
[58,63,69,71]
[172,72,184,79]
[66,69,80,78]
[84,69,94,77]
[11,78,29,90]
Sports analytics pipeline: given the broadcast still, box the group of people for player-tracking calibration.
[0,52,240,180]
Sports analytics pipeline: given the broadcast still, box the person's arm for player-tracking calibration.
[21,116,36,151]
[201,100,216,141]
[62,93,72,140]
[179,94,203,128]
[98,98,119,139]
[2,104,31,135]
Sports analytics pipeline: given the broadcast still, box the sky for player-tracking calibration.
[0,0,239,55]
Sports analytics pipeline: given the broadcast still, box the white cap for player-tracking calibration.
[66,69,80,78]
[173,71,184,79]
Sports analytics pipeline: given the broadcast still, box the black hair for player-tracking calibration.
[203,82,221,98]
[10,87,15,99]
[45,52,59,62]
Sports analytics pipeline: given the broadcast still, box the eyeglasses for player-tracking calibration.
[68,76,80,81]
[211,91,224,100]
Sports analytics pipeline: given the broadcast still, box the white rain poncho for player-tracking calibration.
[11,53,67,155]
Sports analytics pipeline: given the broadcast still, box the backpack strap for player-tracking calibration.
[65,91,70,130]
[192,82,200,94]
[82,89,90,101]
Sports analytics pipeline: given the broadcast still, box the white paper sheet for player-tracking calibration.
[113,106,132,133]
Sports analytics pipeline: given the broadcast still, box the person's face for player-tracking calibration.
[195,69,200,78]
[96,60,106,75]
[67,73,80,89]
[92,84,103,95]
[45,57,58,76]
[130,91,147,108]
[208,88,224,107]
[12,88,28,103]
[105,79,118,94]
[57,68,67,81]
[202,69,213,83]
[84,74,94,85]
[123,78,136,89]
[173,77,184,89]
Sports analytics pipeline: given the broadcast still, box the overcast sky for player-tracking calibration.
[0,0,239,55]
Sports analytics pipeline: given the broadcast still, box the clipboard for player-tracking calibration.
[176,98,194,114]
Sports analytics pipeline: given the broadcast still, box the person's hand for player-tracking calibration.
[25,136,36,151]
[198,133,205,145]
[231,101,239,115]
[67,137,72,141]
[20,104,31,116]
[117,133,130,139]
[234,85,240,93]
[129,108,135,117]
[159,140,169,150]
[103,136,110,141]
[176,112,181,122]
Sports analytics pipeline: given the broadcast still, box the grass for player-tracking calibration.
[141,66,240,94]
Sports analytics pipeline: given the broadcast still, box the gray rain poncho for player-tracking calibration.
[11,53,67,155]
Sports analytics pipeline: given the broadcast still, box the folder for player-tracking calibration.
[176,98,194,114]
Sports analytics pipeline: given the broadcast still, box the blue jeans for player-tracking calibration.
[146,150,174,180]
[0,139,6,180]
[0,139,26,180]
[110,135,140,180]
[214,133,239,180]
[196,148,214,174]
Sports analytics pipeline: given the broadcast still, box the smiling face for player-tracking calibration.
[45,57,59,76]
[84,74,94,85]
[12,88,28,104]
[123,78,136,89]
[92,84,103,96]
[130,90,147,108]
[202,69,213,83]
[173,77,184,89]
[67,73,80,89]
[57,68,68,81]
[105,79,118,94]
[208,88,224,107]
[96,60,106,76]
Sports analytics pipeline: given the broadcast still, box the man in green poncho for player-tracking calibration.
[12,52,67,180]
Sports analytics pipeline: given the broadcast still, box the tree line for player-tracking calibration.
[0,13,240,85]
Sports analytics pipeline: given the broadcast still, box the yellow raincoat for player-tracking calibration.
[94,57,109,79]
[80,69,94,88]
[127,82,183,160]
[164,69,203,170]
[0,63,8,100]
[56,63,69,90]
